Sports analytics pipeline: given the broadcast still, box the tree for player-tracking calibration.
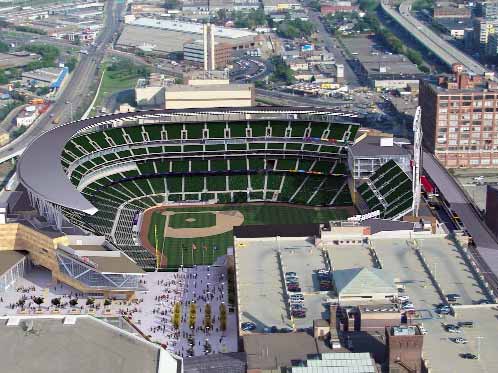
[69,299,78,307]
[164,0,180,10]
[204,303,212,329]
[277,19,315,39]
[0,41,9,53]
[172,302,181,329]
[18,299,26,308]
[189,302,197,329]
[217,8,228,24]
[359,0,378,12]
[269,56,295,85]
[86,298,95,306]
[51,298,61,307]
[65,56,78,72]
[219,303,227,331]
[104,299,112,307]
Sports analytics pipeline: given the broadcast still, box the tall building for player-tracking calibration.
[385,325,424,373]
[481,1,498,19]
[419,64,498,168]
[183,39,232,69]
[203,23,215,71]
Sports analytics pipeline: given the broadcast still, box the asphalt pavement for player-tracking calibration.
[0,0,124,163]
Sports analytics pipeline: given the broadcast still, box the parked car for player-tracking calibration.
[446,324,461,333]
[290,293,304,300]
[457,321,474,328]
[292,310,306,318]
[418,325,427,335]
[241,322,257,331]
[454,337,468,344]
[285,272,297,277]
[398,295,410,302]
[291,304,306,311]
[288,286,302,293]
[460,353,478,360]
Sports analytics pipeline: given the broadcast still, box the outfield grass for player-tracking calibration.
[168,212,217,229]
[147,204,350,269]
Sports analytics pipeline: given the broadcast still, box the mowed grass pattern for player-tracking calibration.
[168,212,217,229]
[147,204,350,269]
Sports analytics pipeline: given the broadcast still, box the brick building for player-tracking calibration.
[385,325,424,372]
[419,64,498,168]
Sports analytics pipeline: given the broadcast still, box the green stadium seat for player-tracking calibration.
[228,175,248,190]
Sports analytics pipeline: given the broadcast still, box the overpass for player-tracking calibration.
[423,152,498,295]
[381,0,490,76]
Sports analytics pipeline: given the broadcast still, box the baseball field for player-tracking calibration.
[143,203,354,269]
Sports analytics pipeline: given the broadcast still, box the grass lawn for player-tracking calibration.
[90,62,144,115]
[168,212,217,229]
[147,204,350,269]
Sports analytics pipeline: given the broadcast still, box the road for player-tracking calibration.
[307,8,360,88]
[423,151,498,296]
[0,0,124,163]
[382,0,490,75]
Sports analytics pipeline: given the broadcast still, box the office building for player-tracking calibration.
[419,64,498,168]
[183,39,232,69]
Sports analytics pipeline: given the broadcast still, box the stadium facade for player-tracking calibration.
[17,106,413,273]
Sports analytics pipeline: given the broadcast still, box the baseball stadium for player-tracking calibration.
[16,106,412,271]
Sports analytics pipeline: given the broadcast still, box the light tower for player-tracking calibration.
[412,106,422,217]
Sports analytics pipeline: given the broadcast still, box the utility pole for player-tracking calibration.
[476,336,484,360]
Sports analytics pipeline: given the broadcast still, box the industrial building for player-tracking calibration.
[21,67,68,92]
[419,64,498,168]
[117,17,258,55]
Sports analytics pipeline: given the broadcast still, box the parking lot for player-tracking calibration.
[372,239,441,313]
[422,307,498,373]
[236,240,289,332]
[417,238,485,305]
[326,244,375,270]
[236,239,330,332]
[280,243,330,326]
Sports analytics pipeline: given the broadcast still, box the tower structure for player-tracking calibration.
[412,106,422,217]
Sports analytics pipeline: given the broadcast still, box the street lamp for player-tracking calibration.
[66,101,74,122]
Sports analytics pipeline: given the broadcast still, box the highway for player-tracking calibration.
[381,0,490,75]
[423,152,498,296]
[0,0,124,162]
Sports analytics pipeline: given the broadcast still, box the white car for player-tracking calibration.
[398,295,410,302]
[401,303,414,309]
[418,325,427,335]
[454,337,468,344]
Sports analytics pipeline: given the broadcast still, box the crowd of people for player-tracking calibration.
[133,265,237,357]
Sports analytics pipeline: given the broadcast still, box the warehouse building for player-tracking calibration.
[117,17,257,55]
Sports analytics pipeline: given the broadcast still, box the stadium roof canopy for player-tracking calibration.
[17,107,361,214]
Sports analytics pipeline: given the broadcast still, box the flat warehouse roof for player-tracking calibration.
[0,251,25,276]
[130,17,257,39]
[0,317,163,373]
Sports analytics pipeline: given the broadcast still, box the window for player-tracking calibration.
[470,159,480,165]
